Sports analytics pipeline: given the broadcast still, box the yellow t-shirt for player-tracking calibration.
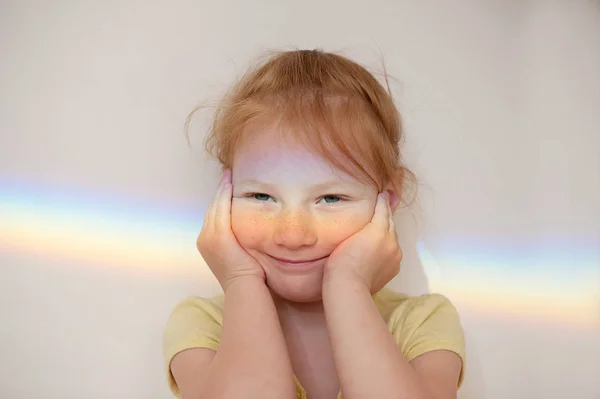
[162,288,466,399]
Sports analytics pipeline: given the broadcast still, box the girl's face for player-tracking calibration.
[231,126,380,303]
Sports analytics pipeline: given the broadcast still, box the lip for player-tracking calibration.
[268,254,329,268]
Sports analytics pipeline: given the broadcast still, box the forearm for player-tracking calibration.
[322,274,427,399]
[207,276,296,398]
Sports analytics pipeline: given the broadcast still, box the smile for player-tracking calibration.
[268,254,329,268]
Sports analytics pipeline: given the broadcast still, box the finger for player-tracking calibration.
[389,211,398,239]
[203,171,229,230]
[371,193,390,230]
[214,174,233,234]
[385,196,397,238]
[387,199,396,234]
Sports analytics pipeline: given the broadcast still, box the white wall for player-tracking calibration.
[1,1,598,398]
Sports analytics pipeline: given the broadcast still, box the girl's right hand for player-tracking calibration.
[196,169,266,291]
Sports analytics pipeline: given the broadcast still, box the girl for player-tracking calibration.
[163,49,465,399]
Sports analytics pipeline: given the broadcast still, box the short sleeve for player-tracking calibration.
[162,296,225,397]
[387,294,466,387]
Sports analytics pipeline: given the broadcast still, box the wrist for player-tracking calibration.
[322,268,369,294]
[222,274,266,294]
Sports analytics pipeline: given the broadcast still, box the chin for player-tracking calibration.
[264,270,324,303]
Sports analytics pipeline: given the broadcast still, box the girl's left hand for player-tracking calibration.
[323,192,403,293]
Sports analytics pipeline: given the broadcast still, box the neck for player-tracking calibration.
[271,292,327,332]
[270,290,340,397]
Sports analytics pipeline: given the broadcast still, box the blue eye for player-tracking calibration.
[321,195,342,204]
[252,193,272,201]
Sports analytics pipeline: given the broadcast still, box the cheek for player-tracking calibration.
[231,202,273,248]
[319,211,372,246]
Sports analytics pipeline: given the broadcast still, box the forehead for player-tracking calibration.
[232,125,358,185]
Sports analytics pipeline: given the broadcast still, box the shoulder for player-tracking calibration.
[375,288,461,326]
[167,294,225,325]
[376,289,465,361]
[162,294,225,364]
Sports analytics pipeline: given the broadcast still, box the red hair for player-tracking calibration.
[187,49,416,204]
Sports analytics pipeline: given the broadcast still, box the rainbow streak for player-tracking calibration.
[0,179,211,278]
[419,242,600,327]
[1,179,598,328]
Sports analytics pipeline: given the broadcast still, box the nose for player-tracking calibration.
[273,209,317,250]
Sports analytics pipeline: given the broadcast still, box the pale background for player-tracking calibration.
[1,1,599,398]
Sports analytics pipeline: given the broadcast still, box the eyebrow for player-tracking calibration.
[235,178,356,191]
